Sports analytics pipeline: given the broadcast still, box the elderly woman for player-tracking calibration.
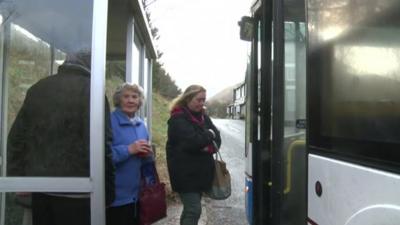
[166,84,221,225]
[106,83,153,225]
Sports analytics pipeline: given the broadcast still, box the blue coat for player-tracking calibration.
[110,108,153,207]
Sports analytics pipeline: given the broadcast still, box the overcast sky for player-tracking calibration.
[147,0,250,98]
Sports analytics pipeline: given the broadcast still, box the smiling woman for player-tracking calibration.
[113,83,145,117]
[108,82,155,225]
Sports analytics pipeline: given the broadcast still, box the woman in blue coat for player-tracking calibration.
[106,83,154,225]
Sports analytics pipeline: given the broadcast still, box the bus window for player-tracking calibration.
[308,0,400,168]
[323,41,400,143]
[283,22,306,135]
[281,21,307,225]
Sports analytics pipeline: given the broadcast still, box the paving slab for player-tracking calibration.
[154,199,208,225]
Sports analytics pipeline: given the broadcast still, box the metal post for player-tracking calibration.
[126,16,135,83]
[0,21,9,225]
[139,45,145,118]
[90,0,108,224]
[147,59,153,142]
[139,45,145,88]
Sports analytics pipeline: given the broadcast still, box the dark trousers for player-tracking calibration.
[178,192,202,225]
[106,202,140,225]
[32,193,90,225]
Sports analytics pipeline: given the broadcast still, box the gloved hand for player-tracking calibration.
[202,140,219,154]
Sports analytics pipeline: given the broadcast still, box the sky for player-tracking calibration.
[147,0,250,98]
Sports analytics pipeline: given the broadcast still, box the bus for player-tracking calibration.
[0,0,156,225]
[240,0,400,224]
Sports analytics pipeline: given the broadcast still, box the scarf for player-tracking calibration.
[170,106,216,154]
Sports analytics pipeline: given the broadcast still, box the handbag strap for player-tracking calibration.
[141,162,161,185]
[214,151,224,162]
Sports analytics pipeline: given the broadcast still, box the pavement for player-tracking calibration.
[154,199,208,225]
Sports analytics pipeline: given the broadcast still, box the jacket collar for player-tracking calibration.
[58,63,91,76]
[114,108,142,126]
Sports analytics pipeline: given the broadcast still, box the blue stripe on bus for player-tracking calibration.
[245,176,253,225]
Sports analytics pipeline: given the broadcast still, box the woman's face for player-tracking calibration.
[120,89,140,117]
[187,91,206,112]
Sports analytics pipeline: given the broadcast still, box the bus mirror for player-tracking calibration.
[238,16,255,41]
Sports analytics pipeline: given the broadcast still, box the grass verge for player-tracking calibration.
[151,92,178,201]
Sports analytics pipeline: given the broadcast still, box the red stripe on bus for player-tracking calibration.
[306,218,318,225]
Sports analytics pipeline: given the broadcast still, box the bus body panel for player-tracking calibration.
[308,154,400,225]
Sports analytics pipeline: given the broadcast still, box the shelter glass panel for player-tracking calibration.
[1,192,91,225]
[106,60,126,111]
[1,0,94,178]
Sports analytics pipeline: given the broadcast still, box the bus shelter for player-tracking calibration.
[0,0,156,224]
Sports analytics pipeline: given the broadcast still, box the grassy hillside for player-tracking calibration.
[151,92,177,200]
[151,92,169,158]
[206,84,237,118]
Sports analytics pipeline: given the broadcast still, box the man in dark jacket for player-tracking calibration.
[7,49,115,225]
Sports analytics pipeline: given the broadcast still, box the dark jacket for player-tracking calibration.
[166,107,221,193]
[7,63,115,205]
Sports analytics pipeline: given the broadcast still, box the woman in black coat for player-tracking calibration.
[166,84,221,225]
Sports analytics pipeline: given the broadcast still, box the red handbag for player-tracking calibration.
[139,162,167,225]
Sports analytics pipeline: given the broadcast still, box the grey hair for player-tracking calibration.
[113,83,145,108]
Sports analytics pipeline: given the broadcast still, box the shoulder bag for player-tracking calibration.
[205,151,231,200]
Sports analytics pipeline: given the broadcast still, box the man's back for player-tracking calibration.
[8,64,91,177]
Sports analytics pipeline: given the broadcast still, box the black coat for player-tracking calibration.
[166,108,221,193]
[7,64,115,205]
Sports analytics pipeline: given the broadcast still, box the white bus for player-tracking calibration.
[240,0,400,224]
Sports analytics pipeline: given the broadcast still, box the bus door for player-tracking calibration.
[241,0,306,224]
[270,0,307,224]
[241,1,273,223]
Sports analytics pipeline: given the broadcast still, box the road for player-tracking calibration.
[205,118,248,225]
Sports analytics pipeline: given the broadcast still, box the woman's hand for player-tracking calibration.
[128,139,153,156]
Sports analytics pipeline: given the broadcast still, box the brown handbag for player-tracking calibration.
[205,151,231,200]
[139,162,167,225]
